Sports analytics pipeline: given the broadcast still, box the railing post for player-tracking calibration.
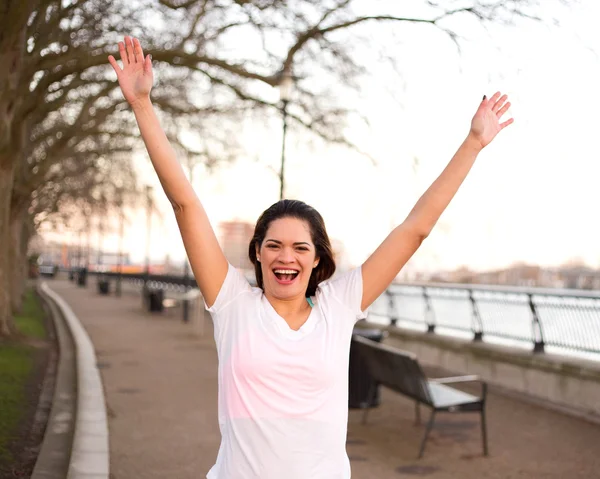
[469,289,484,342]
[182,262,190,323]
[116,273,122,297]
[528,293,545,353]
[386,290,397,326]
[423,288,435,333]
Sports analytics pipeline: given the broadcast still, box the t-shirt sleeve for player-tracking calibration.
[204,263,252,314]
[318,266,368,322]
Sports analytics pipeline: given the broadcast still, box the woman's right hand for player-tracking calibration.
[108,36,153,108]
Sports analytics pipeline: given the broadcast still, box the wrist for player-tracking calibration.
[130,96,153,113]
[464,132,484,154]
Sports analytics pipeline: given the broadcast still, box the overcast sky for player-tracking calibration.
[46,0,600,276]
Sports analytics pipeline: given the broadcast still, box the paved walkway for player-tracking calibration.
[48,277,600,479]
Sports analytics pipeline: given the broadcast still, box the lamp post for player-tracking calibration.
[144,185,153,290]
[116,187,124,297]
[278,69,293,200]
[97,213,103,269]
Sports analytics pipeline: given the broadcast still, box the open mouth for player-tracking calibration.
[273,269,300,284]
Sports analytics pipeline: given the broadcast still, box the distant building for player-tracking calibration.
[330,238,351,273]
[558,266,600,290]
[31,236,132,271]
[431,262,600,290]
[219,221,255,271]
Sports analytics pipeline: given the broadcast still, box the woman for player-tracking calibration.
[109,36,513,479]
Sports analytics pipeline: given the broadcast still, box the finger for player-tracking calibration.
[493,94,508,113]
[144,54,153,75]
[496,101,511,118]
[108,55,122,75]
[118,41,128,66]
[125,36,136,64]
[500,117,514,129]
[488,91,501,108]
[133,37,145,64]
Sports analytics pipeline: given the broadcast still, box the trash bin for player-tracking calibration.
[97,277,110,295]
[77,267,88,287]
[147,289,164,312]
[349,328,384,409]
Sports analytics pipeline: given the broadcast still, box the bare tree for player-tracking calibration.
[0,0,564,336]
[0,1,43,336]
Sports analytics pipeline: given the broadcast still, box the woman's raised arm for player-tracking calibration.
[360,92,514,311]
[108,36,227,306]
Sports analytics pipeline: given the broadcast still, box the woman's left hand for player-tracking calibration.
[469,92,514,150]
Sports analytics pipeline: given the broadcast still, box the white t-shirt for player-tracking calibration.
[205,264,368,479]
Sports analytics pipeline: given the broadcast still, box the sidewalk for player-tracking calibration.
[48,278,600,479]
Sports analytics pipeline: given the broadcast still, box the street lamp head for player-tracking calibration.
[279,71,293,102]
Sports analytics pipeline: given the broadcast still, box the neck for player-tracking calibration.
[264,292,310,317]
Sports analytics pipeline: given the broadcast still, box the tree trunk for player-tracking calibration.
[0,160,16,337]
[9,206,29,315]
[0,0,34,338]
[0,3,31,154]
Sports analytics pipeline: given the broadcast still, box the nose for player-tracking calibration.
[278,247,295,263]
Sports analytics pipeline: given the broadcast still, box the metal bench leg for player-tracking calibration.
[418,410,436,459]
[415,402,421,425]
[361,383,378,425]
[481,408,489,456]
[361,407,369,425]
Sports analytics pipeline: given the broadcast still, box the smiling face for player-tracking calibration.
[256,217,319,301]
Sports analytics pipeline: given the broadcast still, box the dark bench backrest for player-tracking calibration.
[352,335,433,406]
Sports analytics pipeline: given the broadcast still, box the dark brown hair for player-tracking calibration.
[248,199,336,297]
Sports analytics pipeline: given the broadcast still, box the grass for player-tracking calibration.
[0,289,47,463]
[13,289,47,340]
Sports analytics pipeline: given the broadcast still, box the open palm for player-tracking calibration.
[108,36,153,106]
[470,92,514,149]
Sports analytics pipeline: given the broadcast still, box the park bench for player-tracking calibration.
[162,287,201,309]
[141,286,208,332]
[142,284,201,313]
[351,334,488,459]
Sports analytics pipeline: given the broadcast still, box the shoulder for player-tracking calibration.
[206,263,262,315]
[315,266,365,318]
[317,266,362,293]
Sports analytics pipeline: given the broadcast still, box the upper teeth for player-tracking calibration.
[274,269,298,274]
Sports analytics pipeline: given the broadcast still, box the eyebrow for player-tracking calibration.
[265,239,312,247]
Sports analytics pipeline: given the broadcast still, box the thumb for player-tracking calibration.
[144,54,153,75]
[108,55,122,76]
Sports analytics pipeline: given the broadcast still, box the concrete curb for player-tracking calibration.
[32,284,77,478]
[41,282,110,479]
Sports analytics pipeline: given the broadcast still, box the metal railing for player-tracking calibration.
[369,282,600,356]
[75,268,600,356]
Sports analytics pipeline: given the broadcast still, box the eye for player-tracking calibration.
[296,246,309,251]
[266,244,279,249]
